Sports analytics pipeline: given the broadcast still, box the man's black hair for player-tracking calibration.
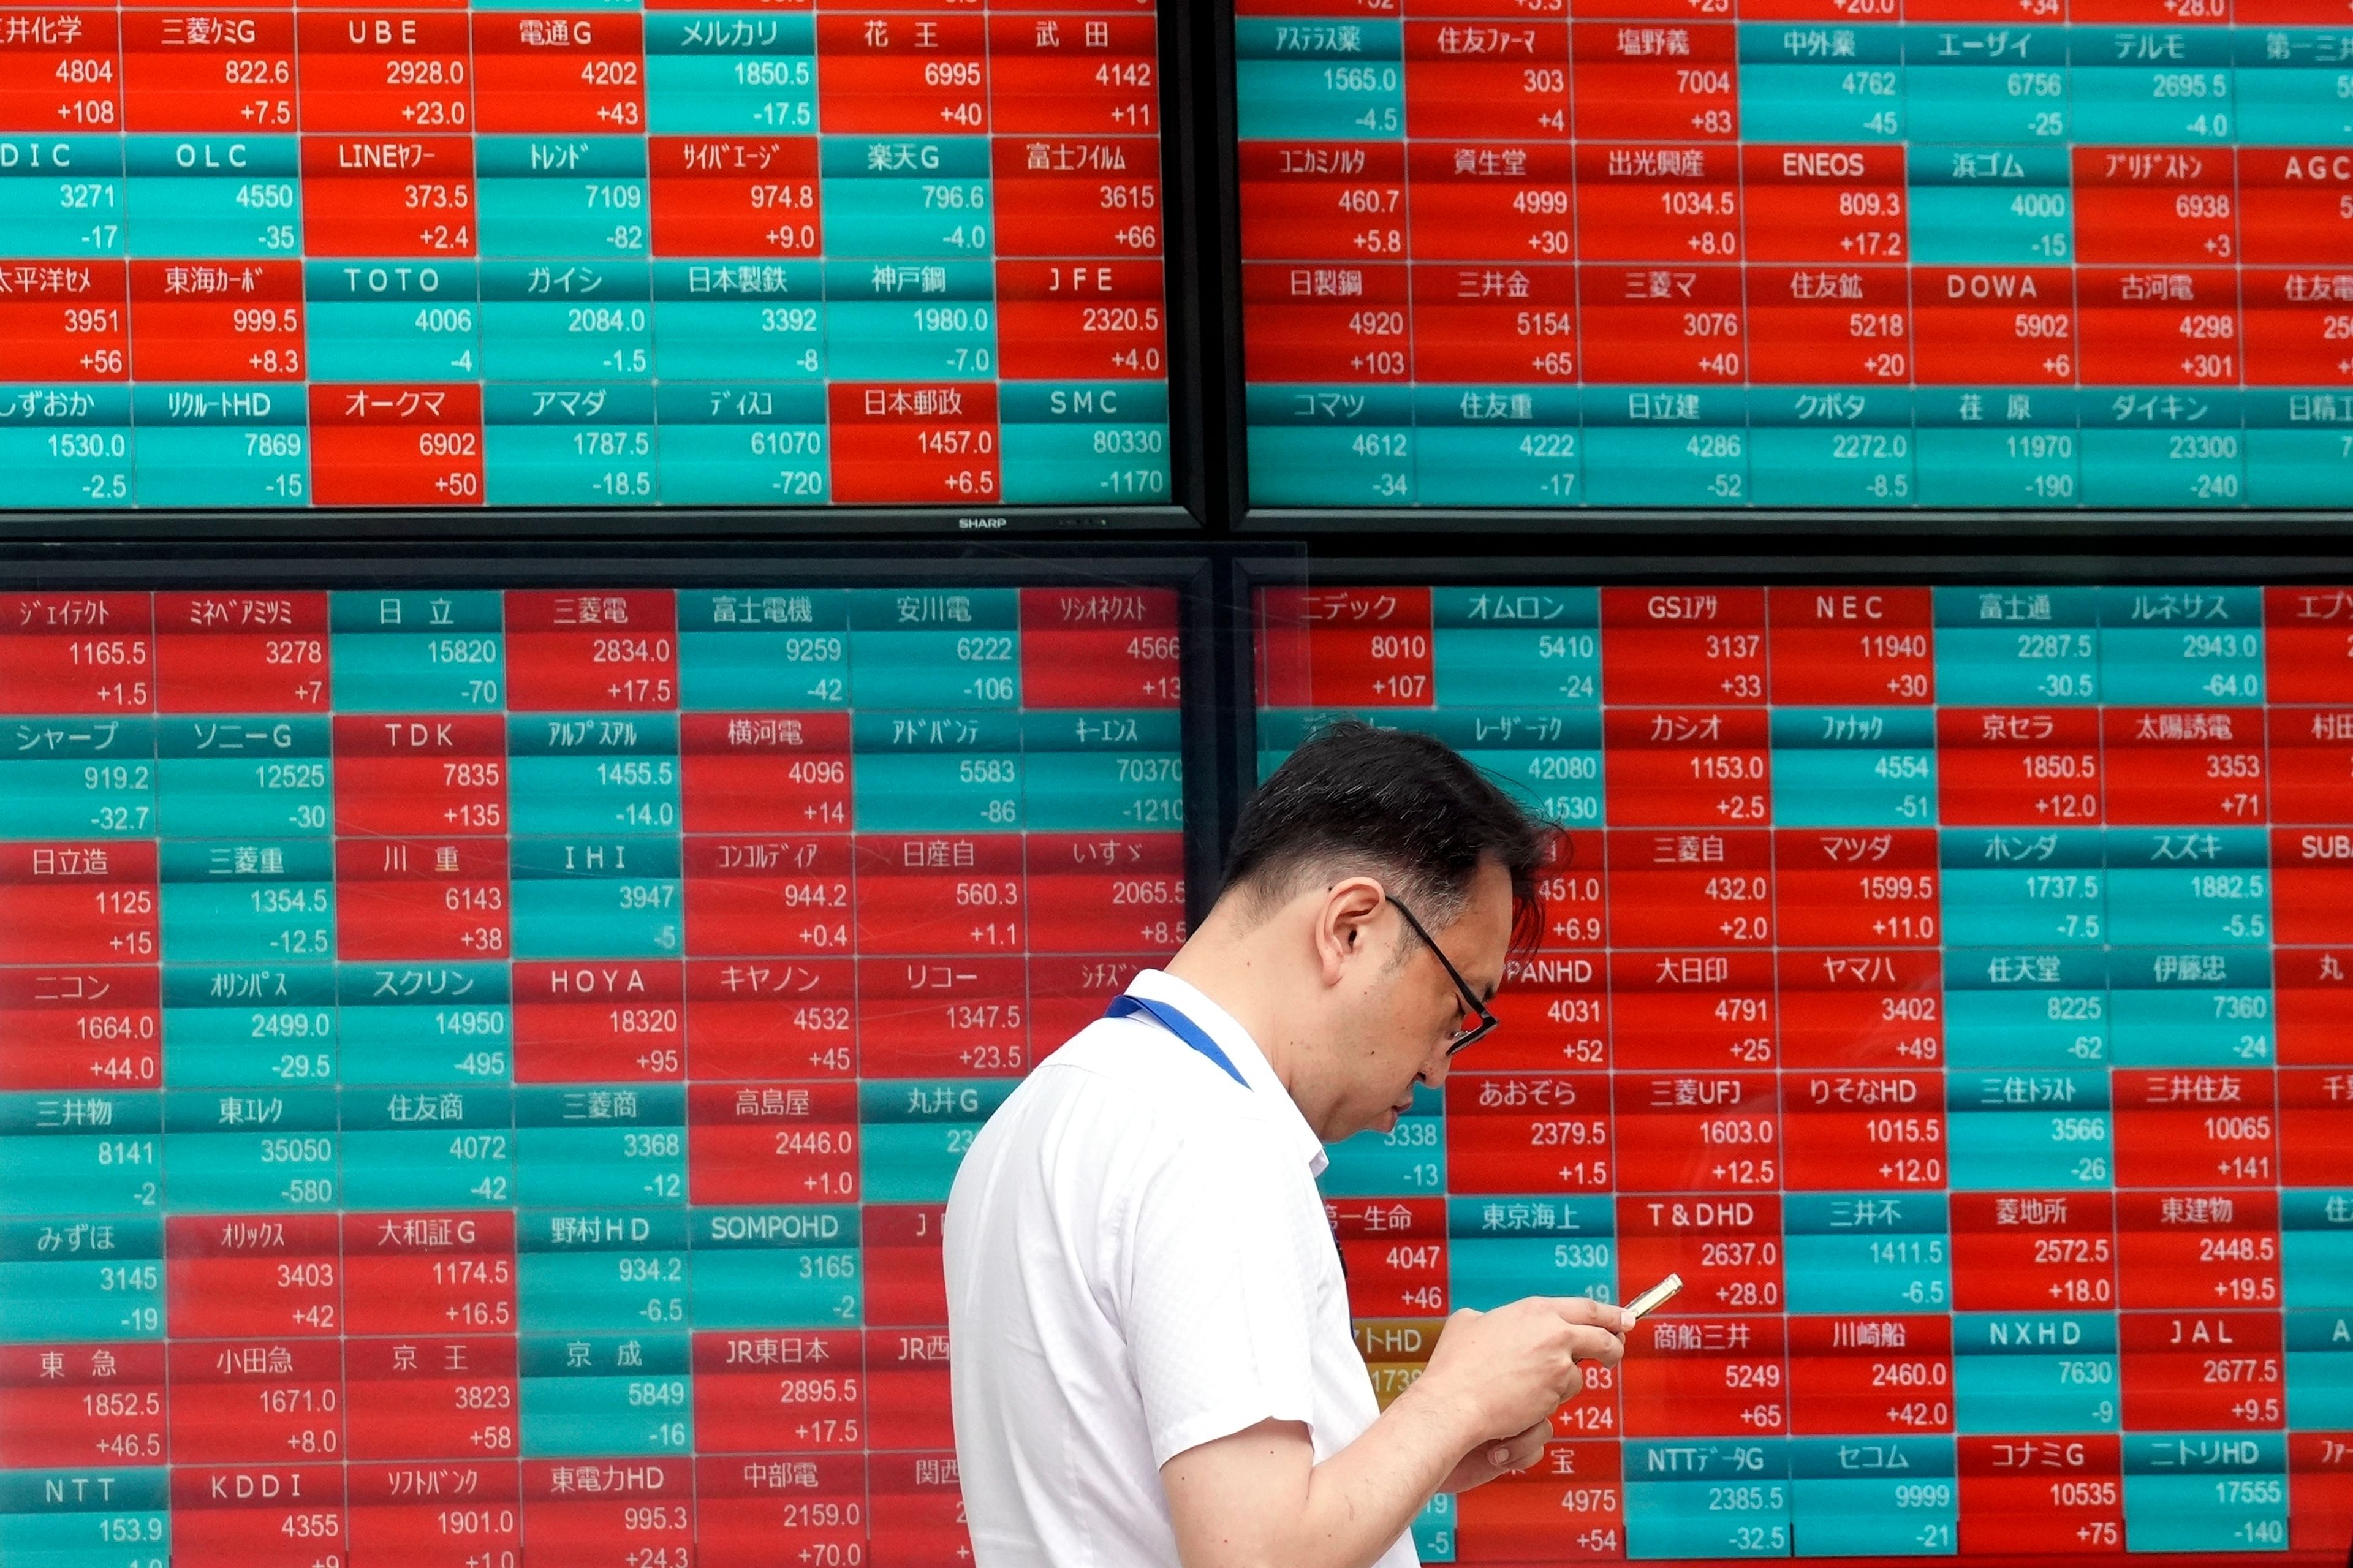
[1220,719,1554,955]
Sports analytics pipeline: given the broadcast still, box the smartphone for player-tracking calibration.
[1622,1273,1683,1324]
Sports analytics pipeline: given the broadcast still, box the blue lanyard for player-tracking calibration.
[1105,994,1250,1089]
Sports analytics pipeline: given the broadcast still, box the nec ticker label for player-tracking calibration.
[1259,581,2353,1563]
[0,582,1185,1568]
[0,2,1172,509]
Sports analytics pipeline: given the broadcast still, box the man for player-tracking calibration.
[944,721,1633,1568]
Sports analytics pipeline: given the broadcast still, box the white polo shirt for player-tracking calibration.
[943,969,1418,1568]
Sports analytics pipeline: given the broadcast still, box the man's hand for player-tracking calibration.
[1409,1296,1630,1451]
[1436,1416,1552,1496]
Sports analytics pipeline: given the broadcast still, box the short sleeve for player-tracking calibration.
[1118,1130,1324,1467]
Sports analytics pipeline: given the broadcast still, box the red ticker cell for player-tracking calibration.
[1909,267,2078,385]
[470,12,647,133]
[852,833,1024,955]
[0,840,159,967]
[1618,1311,1792,1436]
[683,833,855,957]
[2294,1435,2353,1555]
[1947,1190,2118,1312]
[2267,713,2353,828]
[0,9,122,132]
[308,381,487,507]
[1613,1071,1782,1192]
[1484,958,1610,1073]
[1029,955,1156,1044]
[691,1331,863,1453]
[813,12,988,135]
[348,1461,523,1568]
[1608,947,1778,1071]
[153,591,330,712]
[688,1080,861,1204]
[678,711,852,835]
[1255,586,1433,708]
[301,136,479,259]
[2074,267,2241,388]
[1602,588,1767,705]
[855,955,1027,1077]
[0,1341,165,1469]
[1236,140,1405,262]
[1410,262,1580,385]
[2278,947,2353,1067]
[167,1335,346,1461]
[1773,828,1940,949]
[1577,263,1747,384]
[2071,147,2238,266]
[1740,144,1905,263]
[987,13,1160,135]
[824,382,1001,505]
[2118,1308,2284,1430]
[1573,143,1742,263]
[862,1205,948,1328]
[120,10,298,131]
[0,963,161,1091]
[1240,260,1410,384]
[2115,1191,2284,1311]
[1787,1314,1955,1434]
[1600,708,1771,827]
[2244,268,2353,385]
[1776,949,1944,1070]
[502,588,678,710]
[1403,144,1575,263]
[1781,1070,1946,1191]
[0,262,128,383]
[343,1333,518,1458]
[1956,1434,2125,1555]
[1770,586,1936,704]
[168,1462,346,1568]
[2112,1070,2279,1191]
[1401,20,1571,140]
[333,713,510,837]
[990,137,1164,256]
[338,1209,520,1336]
[2280,1069,2353,1184]
[1569,23,1739,143]
[2238,150,2353,264]
[867,1449,974,1568]
[512,958,687,1083]
[1603,826,1775,950]
[1933,706,2102,826]
[1017,587,1179,706]
[695,1453,870,1568]
[1025,834,1185,953]
[686,955,857,1080]
[1456,1440,1625,1563]
[2098,706,2266,824]
[520,1459,694,1567]
[995,260,1169,381]
[333,836,510,960]
[0,591,156,713]
[648,137,822,260]
[1445,1072,1612,1194]
[1746,265,1912,386]
[127,260,306,382]
[292,11,474,132]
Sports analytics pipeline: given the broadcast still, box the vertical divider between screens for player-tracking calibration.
[1208,0,1252,531]
[1158,0,1218,530]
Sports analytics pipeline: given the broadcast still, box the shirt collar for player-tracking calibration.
[1124,968,1330,1178]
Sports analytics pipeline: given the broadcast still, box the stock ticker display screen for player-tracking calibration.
[0,580,1186,1567]
[1258,581,2353,1562]
[0,1,1173,512]
[1233,0,2353,512]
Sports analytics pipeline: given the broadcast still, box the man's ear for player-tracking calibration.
[1313,876,1388,985]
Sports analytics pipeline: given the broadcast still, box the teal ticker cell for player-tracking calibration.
[476,137,650,260]
[153,716,331,838]
[1413,1492,1455,1562]
[1624,1441,1790,1559]
[1251,422,1414,508]
[336,961,515,1087]
[2234,36,2353,145]
[2287,1311,2353,1428]
[0,1468,169,1568]
[2247,420,2353,504]
[477,263,653,382]
[1431,587,1601,708]
[1789,1436,1956,1556]
[1945,1070,2112,1189]
[819,143,993,262]
[0,1217,164,1342]
[160,963,336,1088]
[1904,143,2074,265]
[127,385,308,508]
[690,1206,860,1328]
[0,1093,164,1216]
[1749,425,1918,509]
[857,1078,1014,1203]
[1953,1314,2122,1433]
[651,379,828,504]
[1737,45,1906,143]
[339,1087,515,1208]
[121,135,301,259]
[1232,17,1404,140]
[2122,1432,2287,1553]
[2284,1190,2353,1310]
[650,263,825,382]
[2066,34,2236,146]
[507,714,680,838]
[1769,708,1936,827]
[2094,585,2265,703]
[643,13,817,134]
[1901,31,2071,144]
[482,382,658,506]
[520,1248,689,1335]
[517,1333,692,1457]
[513,1115,687,1210]
[0,714,157,839]
[303,260,482,382]
[1931,585,2102,705]
[0,388,137,507]
[1783,1193,1952,1316]
[2079,405,2248,509]
[327,589,506,711]
[161,1087,339,1213]
[1409,424,1582,509]
[1912,395,2082,508]
[0,137,125,259]
[1320,1085,1444,1199]
[1582,423,1753,508]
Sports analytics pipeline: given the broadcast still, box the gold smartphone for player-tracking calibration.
[1622,1273,1683,1324]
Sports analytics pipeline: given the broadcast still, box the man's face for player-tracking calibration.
[1329,858,1513,1141]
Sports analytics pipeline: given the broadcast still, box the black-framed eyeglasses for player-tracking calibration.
[1388,893,1499,1056]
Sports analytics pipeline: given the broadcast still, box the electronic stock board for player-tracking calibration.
[0,1,1178,517]
[1230,0,2353,513]
[1258,575,2353,1562]
[0,574,1189,1567]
